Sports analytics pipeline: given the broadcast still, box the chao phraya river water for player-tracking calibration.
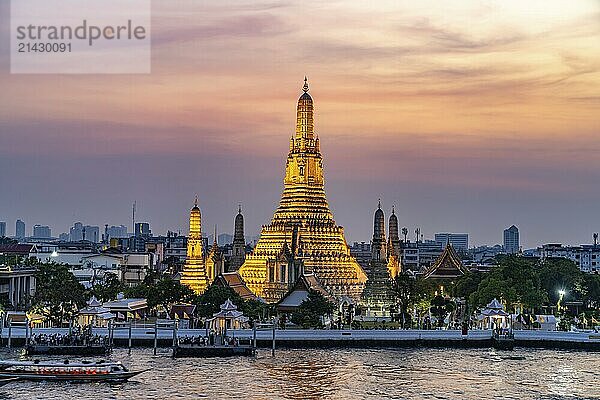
[1,347,598,399]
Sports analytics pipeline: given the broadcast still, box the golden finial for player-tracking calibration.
[194,195,198,207]
[303,76,309,93]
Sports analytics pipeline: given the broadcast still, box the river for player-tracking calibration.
[1,347,598,399]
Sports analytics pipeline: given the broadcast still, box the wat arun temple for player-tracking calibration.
[181,79,369,303]
[238,78,367,303]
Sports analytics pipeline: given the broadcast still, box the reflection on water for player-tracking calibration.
[0,347,598,399]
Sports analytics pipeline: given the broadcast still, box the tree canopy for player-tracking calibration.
[291,290,334,329]
[30,262,87,325]
[126,276,196,313]
[451,255,600,314]
[194,284,245,319]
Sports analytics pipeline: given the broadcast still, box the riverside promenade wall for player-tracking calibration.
[1,327,599,350]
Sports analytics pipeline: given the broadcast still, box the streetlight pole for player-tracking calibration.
[557,289,566,312]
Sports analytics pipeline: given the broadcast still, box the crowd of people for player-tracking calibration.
[177,334,241,347]
[29,332,108,347]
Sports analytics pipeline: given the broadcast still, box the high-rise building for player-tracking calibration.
[15,219,25,239]
[69,222,100,242]
[180,197,210,294]
[238,79,367,303]
[400,240,444,271]
[69,222,84,241]
[503,225,520,254]
[32,225,51,238]
[434,233,469,251]
[0,222,6,237]
[229,206,246,271]
[105,225,129,240]
[135,222,151,237]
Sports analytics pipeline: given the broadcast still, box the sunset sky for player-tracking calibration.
[1,0,599,247]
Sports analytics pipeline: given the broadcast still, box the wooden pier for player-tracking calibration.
[173,345,255,358]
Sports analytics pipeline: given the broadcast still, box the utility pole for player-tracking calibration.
[132,201,136,236]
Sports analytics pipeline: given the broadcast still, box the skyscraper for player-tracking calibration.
[15,219,25,239]
[134,222,151,237]
[0,222,6,237]
[434,233,469,251]
[69,222,100,242]
[239,79,367,303]
[504,225,520,254]
[32,225,51,238]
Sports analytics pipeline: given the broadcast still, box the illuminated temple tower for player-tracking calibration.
[229,206,246,271]
[361,202,399,317]
[239,78,367,303]
[180,197,210,294]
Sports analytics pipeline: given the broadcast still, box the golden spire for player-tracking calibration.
[295,76,314,142]
[181,197,209,294]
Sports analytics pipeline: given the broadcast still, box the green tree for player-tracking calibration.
[291,290,334,329]
[471,256,546,312]
[90,273,125,302]
[240,298,269,324]
[194,284,244,318]
[538,258,584,304]
[126,276,197,313]
[582,274,600,310]
[452,271,484,300]
[430,295,456,328]
[391,273,434,328]
[31,262,86,326]
[149,277,197,312]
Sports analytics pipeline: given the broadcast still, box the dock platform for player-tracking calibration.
[173,345,255,358]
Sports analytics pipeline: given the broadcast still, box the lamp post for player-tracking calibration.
[557,289,566,312]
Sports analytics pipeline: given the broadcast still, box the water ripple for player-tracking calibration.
[0,347,599,399]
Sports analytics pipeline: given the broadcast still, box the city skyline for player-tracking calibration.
[1,1,599,248]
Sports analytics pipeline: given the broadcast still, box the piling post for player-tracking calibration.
[253,324,257,355]
[271,321,276,357]
[7,320,11,349]
[172,321,177,358]
[25,318,29,346]
[153,320,158,355]
[128,320,133,354]
[108,320,114,348]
